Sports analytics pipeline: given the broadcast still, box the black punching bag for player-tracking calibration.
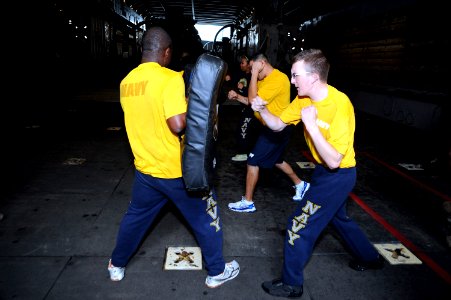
[182,53,228,192]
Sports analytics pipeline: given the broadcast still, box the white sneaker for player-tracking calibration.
[293,181,310,201]
[228,197,256,213]
[231,154,248,162]
[108,259,125,281]
[205,260,240,288]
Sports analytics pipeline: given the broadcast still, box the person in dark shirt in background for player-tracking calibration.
[228,54,260,162]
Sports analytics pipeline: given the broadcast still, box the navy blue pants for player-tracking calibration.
[111,170,226,276]
[235,105,260,154]
[281,165,380,286]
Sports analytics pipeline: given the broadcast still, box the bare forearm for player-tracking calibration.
[306,125,342,169]
[167,113,186,135]
[248,73,258,103]
[236,94,249,105]
[259,107,286,131]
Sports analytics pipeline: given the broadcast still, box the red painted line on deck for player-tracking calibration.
[350,193,451,285]
[360,152,451,202]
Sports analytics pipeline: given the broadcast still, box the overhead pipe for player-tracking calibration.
[191,0,196,21]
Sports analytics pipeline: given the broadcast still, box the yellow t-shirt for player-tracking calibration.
[120,62,187,178]
[255,69,291,123]
[280,85,356,168]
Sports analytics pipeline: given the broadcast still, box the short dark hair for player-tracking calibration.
[250,53,269,64]
[142,26,172,53]
[292,49,330,82]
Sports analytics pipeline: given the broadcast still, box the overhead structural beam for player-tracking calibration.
[191,0,195,20]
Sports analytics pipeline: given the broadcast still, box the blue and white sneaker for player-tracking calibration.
[228,197,256,213]
[293,181,310,201]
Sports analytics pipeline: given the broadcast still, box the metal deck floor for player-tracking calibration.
[1,93,450,299]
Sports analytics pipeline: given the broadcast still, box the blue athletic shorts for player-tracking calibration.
[247,125,294,168]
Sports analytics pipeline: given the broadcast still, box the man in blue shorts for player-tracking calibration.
[228,53,310,213]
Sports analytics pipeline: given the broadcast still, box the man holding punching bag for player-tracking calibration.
[108,26,239,288]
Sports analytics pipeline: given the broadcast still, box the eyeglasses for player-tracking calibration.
[291,71,312,79]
